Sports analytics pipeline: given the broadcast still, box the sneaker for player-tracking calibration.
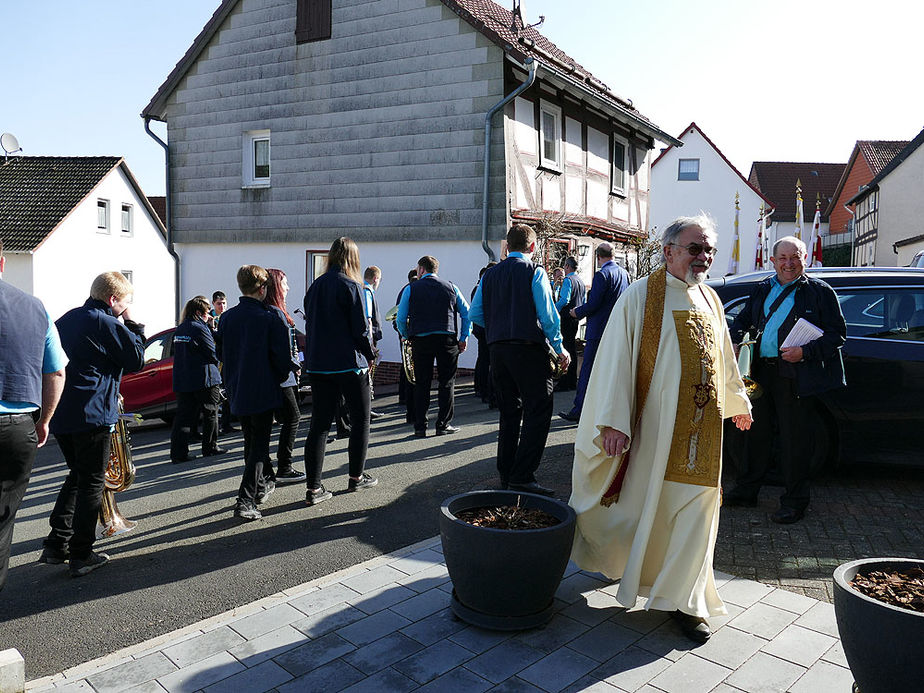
[39,546,69,565]
[234,500,262,521]
[69,551,110,577]
[436,424,459,436]
[348,472,378,492]
[255,480,276,505]
[306,486,333,506]
[276,467,307,484]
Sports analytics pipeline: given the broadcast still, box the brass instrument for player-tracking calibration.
[384,305,416,385]
[97,400,138,539]
[548,343,566,380]
[737,332,763,400]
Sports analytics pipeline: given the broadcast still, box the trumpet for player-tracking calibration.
[737,332,763,400]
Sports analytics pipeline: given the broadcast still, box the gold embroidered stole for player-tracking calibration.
[600,266,666,507]
[663,287,722,487]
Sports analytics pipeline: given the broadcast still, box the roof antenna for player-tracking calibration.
[1,132,22,162]
[512,1,544,33]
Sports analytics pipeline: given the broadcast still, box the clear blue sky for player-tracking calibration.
[2,0,920,197]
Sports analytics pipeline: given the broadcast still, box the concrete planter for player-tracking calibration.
[439,490,576,631]
[833,557,924,693]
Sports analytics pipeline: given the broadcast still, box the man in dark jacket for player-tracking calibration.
[554,256,586,391]
[0,240,66,590]
[725,236,846,524]
[560,243,630,422]
[217,265,292,521]
[41,272,145,577]
[171,295,226,463]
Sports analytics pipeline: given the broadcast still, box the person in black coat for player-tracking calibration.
[42,272,145,576]
[217,265,292,521]
[170,295,226,463]
[302,237,378,506]
[725,236,846,524]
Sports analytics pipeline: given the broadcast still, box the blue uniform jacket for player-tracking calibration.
[172,317,221,393]
[573,260,630,341]
[50,298,145,434]
[216,296,291,415]
[303,266,375,372]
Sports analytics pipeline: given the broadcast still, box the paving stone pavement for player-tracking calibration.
[28,536,856,693]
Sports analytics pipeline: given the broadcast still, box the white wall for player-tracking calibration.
[1,254,33,294]
[651,127,767,276]
[32,166,176,333]
[176,239,503,370]
[877,144,924,267]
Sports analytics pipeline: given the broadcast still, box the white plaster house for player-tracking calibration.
[140,0,678,371]
[849,127,924,267]
[650,122,774,276]
[0,156,176,333]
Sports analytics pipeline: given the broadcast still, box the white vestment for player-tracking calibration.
[569,270,751,618]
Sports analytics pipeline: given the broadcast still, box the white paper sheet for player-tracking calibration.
[780,318,823,349]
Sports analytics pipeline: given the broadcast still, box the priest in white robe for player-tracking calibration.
[569,214,753,643]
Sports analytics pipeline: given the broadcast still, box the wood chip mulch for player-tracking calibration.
[456,503,561,530]
[850,567,924,613]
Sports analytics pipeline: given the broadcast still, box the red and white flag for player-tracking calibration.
[727,192,740,275]
[807,201,823,267]
[754,205,766,270]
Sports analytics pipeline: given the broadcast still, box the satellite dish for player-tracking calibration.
[1,133,22,155]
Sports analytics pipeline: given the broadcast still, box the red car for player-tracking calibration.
[120,327,177,423]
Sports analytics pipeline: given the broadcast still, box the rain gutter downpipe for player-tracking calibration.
[144,117,181,323]
[481,57,537,261]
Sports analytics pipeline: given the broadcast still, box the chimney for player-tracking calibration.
[512,0,525,28]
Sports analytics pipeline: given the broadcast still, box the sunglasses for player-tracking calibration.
[669,242,717,257]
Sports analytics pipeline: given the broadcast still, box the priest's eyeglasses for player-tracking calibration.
[668,242,717,257]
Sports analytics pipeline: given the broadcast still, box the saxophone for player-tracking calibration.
[97,399,138,539]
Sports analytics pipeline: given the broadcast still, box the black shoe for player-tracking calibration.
[436,424,459,436]
[508,481,555,497]
[234,500,262,521]
[671,610,711,643]
[172,454,199,464]
[414,429,427,438]
[370,410,386,420]
[276,467,307,484]
[202,447,228,457]
[70,551,110,577]
[306,486,333,506]
[348,472,378,492]
[722,491,758,508]
[558,410,579,423]
[771,507,805,524]
[255,480,276,505]
[39,546,69,565]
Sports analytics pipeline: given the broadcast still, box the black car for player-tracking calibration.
[709,267,924,468]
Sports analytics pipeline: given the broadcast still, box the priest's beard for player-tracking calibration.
[685,265,709,285]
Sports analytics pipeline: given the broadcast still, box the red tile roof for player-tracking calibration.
[747,162,846,223]
[858,140,910,175]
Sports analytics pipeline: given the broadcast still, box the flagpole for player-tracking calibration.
[755,203,765,270]
[728,192,740,275]
[808,194,823,267]
[794,179,803,240]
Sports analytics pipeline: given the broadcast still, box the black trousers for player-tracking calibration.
[274,385,300,468]
[411,334,459,431]
[474,334,494,403]
[305,371,370,489]
[733,360,812,511]
[0,413,38,590]
[170,385,220,461]
[559,316,579,389]
[490,343,554,485]
[45,427,111,561]
[238,410,275,504]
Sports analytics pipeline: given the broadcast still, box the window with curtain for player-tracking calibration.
[678,158,700,181]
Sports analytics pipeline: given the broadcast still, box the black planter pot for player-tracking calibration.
[833,557,924,693]
[439,490,577,631]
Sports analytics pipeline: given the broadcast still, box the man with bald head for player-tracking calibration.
[725,236,846,524]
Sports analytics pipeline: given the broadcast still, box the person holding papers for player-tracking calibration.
[725,236,846,524]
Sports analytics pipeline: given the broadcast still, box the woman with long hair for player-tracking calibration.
[170,295,226,463]
[263,269,307,484]
[302,237,378,505]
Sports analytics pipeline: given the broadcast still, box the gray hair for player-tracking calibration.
[772,235,807,257]
[661,214,717,261]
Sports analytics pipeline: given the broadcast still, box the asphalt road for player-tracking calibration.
[1,383,580,679]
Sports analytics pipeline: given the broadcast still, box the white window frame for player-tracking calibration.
[97,199,110,232]
[120,203,133,235]
[121,270,133,284]
[538,101,563,173]
[678,158,700,181]
[242,129,271,188]
[611,136,629,196]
